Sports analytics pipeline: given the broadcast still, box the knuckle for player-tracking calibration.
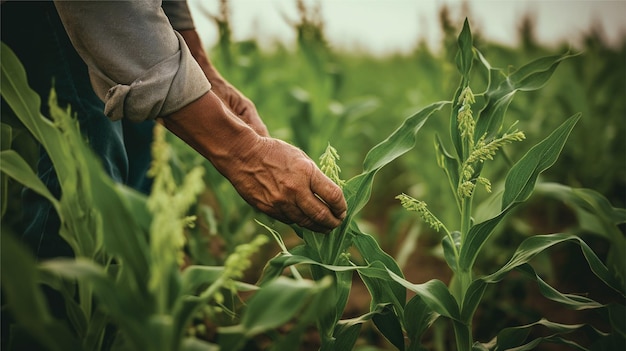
[326,185,344,204]
[310,208,328,223]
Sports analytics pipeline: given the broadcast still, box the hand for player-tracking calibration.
[223,137,347,233]
[163,91,347,233]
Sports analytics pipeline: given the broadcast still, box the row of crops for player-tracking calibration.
[1,2,625,350]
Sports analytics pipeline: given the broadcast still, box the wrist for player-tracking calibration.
[161,91,262,170]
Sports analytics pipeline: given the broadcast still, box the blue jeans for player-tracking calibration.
[2,1,154,259]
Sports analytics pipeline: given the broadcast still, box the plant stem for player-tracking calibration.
[460,196,472,242]
[458,195,474,296]
[452,320,473,351]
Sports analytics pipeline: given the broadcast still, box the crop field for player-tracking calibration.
[1,2,625,351]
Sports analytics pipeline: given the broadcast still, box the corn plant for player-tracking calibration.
[257,19,625,350]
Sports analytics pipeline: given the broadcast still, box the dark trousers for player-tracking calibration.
[2,1,155,259]
[1,2,154,349]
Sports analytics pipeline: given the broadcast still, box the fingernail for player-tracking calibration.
[339,211,347,220]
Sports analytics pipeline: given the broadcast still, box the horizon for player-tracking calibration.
[189,0,626,55]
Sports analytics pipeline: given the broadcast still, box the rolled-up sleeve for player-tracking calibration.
[53,0,211,122]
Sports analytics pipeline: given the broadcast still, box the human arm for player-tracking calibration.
[178,29,269,136]
[162,91,346,232]
[53,0,346,231]
[160,0,268,136]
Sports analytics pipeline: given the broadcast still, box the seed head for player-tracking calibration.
[477,176,492,193]
[457,86,476,145]
[147,125,205,293]
[319,143,345,188]
[457,130,525,199]
[222,235,269,293]
[457,181,475,199]
[396,193,444,232]
[466,131,526,165]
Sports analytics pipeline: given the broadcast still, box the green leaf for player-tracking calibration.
[1,42,72,181]
[322,304,398,351]
[2,41,151,285]
[181,337,220,351]
[460,279,488,323]
[404,295,438,348]
[536,183,626,291]
[462,233,619,326]
[346,101,448,218]
[459,114,581,271]
[386,271,461,321]
[323,323,361,351]
[483,233,624,297]
[489,318,605,350]
[455,18,474,81]
[0,150,60,212]
[372,304,405,351]
[0,232,82,351]
[442,231,461,273]
[352,223,406,310]
[40,258,151,349]
[502,113,581,209]
[474,51,576,141]
[508,52,578,91]
[1,123,12,218]
[241,276,334,336]
[516,264,603,310]
[434,134,461,203]
[474,91,515,143]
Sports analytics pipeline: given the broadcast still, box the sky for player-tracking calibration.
[188,0,626,55]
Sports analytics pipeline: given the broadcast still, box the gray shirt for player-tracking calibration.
[54,0,211,122]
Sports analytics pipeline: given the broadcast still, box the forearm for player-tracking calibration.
[160,91,259,171]
[178,29,226,85]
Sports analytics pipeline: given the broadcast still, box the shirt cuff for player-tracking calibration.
[101,31,211,122]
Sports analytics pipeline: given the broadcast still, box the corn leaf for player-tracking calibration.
[0,150,60,212]
[459,114,580,272]
[372,303,405,351]
[240,276,334,336]
[462,232,623,324]
[450,18,473,158]
[502,113,581,208]
[1,42,152,287]
[385,270,461,322]
[475,51,577,141]
[0,42,73,180]
[485,318,606,351]
[352,223,406,309]
[536,183,626,291]
[0,232,82,351]
[345,101,448,219]
[404,295,438,349]
[455,18,474,80]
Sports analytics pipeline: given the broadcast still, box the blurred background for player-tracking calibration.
[188,0,626,54]
[173,0,624,348]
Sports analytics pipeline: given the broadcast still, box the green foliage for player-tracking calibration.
[2,3,625,350]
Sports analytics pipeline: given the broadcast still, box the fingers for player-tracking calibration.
[310,170,348,220]
[279,203,336,234]
[283,169,347,233]
[224,137,346,233]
